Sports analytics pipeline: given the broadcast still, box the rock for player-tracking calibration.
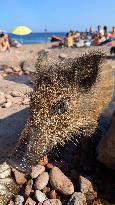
[43,199,62,205]
[20,61,36,74]
[12,67,21,73]
[5,94,14,101]
[4,68,13,74]
[12,97,23,105]
[0,178,18,205]
[97,111,115,168]
[22,98,30,105]
[49,190,57,199]
[80,176,95,194]
[10,91,22,97]
[25,179,33,198]
[35,190,47,202]
[49,167,74,195]
[59,53,67,59]
[7,199,15,205]
[42,187,50,194]
[12,168,27,185]
[0,162,11,178]
[46,163,54,169]
[0,95,6,106]
[31,165,45,179]
[34,172,49,190]
[2,101,12,108]
[25,197,36,205]
[67,192,87,205]
[15,195,24,205]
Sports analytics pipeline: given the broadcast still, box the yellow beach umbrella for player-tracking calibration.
[12,26,32,35]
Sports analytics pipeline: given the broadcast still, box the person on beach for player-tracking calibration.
[0,33,11,51]
[97,25,104,35]
[111,26,115,37]
[64,32,74,47]
[103,26,111,39]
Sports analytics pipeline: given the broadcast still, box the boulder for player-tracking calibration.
[97,111,115,168]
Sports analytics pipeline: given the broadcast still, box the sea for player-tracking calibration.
[8,32,66,44]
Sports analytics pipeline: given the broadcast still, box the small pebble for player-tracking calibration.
[35,190,47,202]
[7,199,15,205]
[0,95,6,106]
[42,187,50,194]
[31,165,45,179]
[5,68,13,74]
[50,167,74,195]
[25,197,36,205]
[67,192,87,205]
[80,176,95,194]
[49,190,57,199]
[10,91,22,97]
[43,199,62,205]
[46,163,54,169]
[12,168,27,185]
[15,195,24,205]
[34,172,49,190]
[0,162,11,178]
[25,179,33,198]
[2,101,12,108]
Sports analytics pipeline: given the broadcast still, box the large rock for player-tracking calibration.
[49,167,74,195]
[97,111,115,168]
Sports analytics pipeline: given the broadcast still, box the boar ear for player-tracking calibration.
[66,51,104,89]
[73,51,104,90]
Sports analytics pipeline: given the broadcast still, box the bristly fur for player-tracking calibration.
[8,50,114,173]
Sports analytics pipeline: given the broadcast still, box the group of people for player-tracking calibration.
[0,33,11,51]
[63,25,115,48]
[92,25,115,45]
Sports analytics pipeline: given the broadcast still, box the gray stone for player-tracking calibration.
[50,167,74,195]
[15,195,24,205]
[35,190,47,202]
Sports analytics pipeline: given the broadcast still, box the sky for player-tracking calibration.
[0,0,115,32]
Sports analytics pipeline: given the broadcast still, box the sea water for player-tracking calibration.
[9,32,66,44]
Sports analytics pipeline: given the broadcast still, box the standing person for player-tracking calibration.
[111,26,115,37]
[103,26,111,39]
[97,25,104,35]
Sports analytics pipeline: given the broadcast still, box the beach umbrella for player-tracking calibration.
[12,26,32,35]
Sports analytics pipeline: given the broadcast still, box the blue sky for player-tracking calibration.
[0,0,115,32]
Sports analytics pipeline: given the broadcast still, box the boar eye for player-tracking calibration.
[49,99,68,115]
